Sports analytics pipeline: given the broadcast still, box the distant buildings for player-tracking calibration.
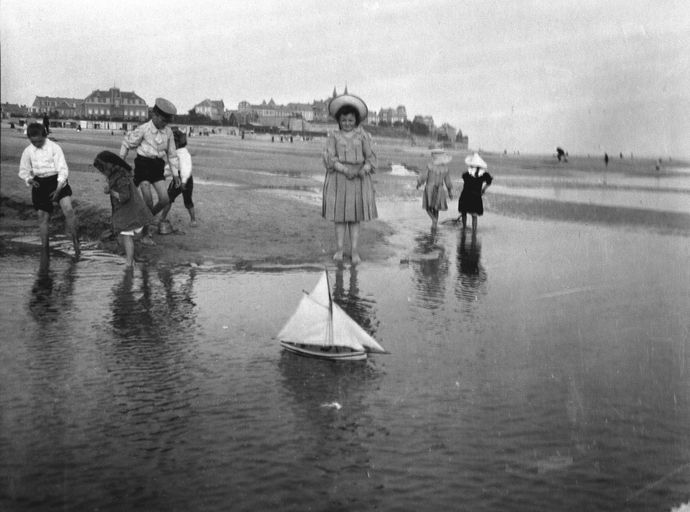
[31,96,83,118]
[1,102,29,118]
[29,87,148,120]
[193,99,225,121]
[83,88,147,120]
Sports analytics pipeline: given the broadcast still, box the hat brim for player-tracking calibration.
[328,94,368,121]
[464,154,487,169]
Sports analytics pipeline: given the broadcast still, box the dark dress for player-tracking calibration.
[458,170,492,215]
[108,170,153,233]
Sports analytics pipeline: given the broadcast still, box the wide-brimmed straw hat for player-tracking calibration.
[464,152,487,169]
[328,94,368,121]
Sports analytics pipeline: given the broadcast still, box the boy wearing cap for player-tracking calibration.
[18,122,80,271]
[119,98,180,238]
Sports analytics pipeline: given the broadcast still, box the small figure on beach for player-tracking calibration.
[556,147,567,162]
[322,93,378,265]
[119,97,179,244]
[42,113,50,136]
[457,152,492,233]
[604,153,609,167]
[18,123,80,272]
[160,128,197,229]
[93,151,154,268]
[416,148,453,228]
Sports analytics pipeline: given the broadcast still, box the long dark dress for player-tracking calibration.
[458,170,492,215]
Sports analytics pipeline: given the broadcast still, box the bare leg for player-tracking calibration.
[59,196,80,259]
[350,222,361,264]
[334,223,346,261]
[38,210,50,273]
[159,202,172,223]
[188,206,197,226]
[471,214,478,234]
[461,212,467,230]
[150,179,170,216]
[425,209,436,225]
[121,234,135,267]
[139,181,154,211]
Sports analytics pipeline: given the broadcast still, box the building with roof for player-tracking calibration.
[31,96,83,118]
[1,102,29,118]
[83,87,148,120]
[193,99,225,121]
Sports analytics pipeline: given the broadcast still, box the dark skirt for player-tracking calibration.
[458,191,484,215]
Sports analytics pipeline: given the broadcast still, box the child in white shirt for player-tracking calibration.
[18,123,80,270]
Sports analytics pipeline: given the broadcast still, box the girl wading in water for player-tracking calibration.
[322,94,378,265]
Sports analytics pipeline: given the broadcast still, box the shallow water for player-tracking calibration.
[2,203,690,511]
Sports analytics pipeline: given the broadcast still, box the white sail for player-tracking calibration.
[278,271,385,354]
[331,303,386,353]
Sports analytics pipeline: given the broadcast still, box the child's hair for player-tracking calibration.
[93,150,132,176]
[172,129,187,149]
[27,123,47,138]
[335,105,361,127]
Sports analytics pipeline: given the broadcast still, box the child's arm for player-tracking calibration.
[119,126,145,160]
[18,147,39,187]
[444,170,453,199]
[360,131,377,177]
[110,176,131,203]
[416,164,430,189]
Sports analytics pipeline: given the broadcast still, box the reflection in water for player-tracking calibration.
[455,231,487,308]
[28,261,77,326]
[411,228,449,309]
[277,351,385,508]
[332,265,379,338]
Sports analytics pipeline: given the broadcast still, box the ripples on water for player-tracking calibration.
[1,209,690,511]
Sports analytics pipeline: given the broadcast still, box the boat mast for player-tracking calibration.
[325,269,334,346]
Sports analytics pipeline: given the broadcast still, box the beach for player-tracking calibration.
[1,125,690,511]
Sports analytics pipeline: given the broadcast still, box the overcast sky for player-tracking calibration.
[2,0,689,157]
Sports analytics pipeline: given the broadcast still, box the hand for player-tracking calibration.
[174,176,181,188]
[111,190,120,201]
[49,184,64,201]
[28,178,40,189]
[103,184,110,194]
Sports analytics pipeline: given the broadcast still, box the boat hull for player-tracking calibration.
[280,341,367,361]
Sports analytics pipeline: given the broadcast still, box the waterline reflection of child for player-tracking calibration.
[417,148,453,228]
[94,151,154,267]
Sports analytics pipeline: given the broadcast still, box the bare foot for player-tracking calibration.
[190,220,198,227]
[140,235,156,246]
[333,251,343,262]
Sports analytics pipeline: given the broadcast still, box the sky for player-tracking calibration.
[2,0,689,157]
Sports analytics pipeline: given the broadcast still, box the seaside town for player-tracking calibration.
[1,85,469,148]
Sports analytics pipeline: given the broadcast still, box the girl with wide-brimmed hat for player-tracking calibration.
[457,152,492,233]
[322,93,377,265]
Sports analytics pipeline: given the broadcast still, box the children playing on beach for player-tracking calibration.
[159,128,197,229]
[416,148,453,228]
[457,152,492,233]
[119,97,179,243]
[322,93,378,265]
[18,122,80,271]
[93,151,154,268]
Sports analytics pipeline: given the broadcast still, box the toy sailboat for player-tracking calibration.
[278,270,387,361]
